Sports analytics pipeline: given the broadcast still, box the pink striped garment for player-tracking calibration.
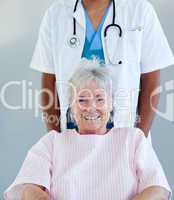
[4,128,171,200]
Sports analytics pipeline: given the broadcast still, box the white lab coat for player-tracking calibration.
[30,0,174,131]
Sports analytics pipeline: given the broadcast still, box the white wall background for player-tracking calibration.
[0,0,174,198]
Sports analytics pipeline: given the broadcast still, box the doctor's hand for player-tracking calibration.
[22,184,51,200]
[132,186,170,200]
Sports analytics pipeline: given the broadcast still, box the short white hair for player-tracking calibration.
[68,58,113,105]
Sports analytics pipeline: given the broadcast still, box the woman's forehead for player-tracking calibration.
[77,88,106,97]
[76,81,106,96]
[78,79,104,89]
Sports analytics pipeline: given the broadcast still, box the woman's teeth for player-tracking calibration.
[83,116,100,120]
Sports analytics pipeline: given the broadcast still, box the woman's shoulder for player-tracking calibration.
[112,127,145,142]
[112,127,144,135]
[38,130,58,142]
[40,129,76,142]
[111,127,147,155]
[29,130,61,153]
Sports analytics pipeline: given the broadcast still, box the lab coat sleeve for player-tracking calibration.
[134,129,172,199]
[140,2,174,74]
[3,131,56,200]
[30,8,55,74]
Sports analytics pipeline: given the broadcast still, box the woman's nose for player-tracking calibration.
[86,100,97,111]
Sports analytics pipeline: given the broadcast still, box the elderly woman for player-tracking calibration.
[4,59,171,200]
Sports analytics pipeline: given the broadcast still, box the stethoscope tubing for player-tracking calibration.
[72,0,122,40]
[70,0,123,65]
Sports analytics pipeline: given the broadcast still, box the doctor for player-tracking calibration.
[30,0,174,136]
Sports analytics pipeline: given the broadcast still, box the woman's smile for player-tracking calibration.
[82,113,101,121]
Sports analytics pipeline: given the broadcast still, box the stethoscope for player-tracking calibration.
[68,0,123,65]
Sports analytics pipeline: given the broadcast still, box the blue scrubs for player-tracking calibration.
[81,5,110,63]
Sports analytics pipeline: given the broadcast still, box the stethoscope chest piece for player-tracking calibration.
[68,35,80,48]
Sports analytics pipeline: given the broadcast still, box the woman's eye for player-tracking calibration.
[78,99,84,102]
[78,99,88,103]
[97,98,104,102]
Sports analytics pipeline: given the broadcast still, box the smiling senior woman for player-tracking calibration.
[4,59,171,200]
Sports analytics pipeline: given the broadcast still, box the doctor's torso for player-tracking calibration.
[30,0,174,131]
[52,0,143,130]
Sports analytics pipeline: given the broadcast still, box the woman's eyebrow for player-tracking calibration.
[95,94,105,97]
[78,96,90,98]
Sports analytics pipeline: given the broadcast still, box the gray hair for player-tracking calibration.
[68,58,114,105]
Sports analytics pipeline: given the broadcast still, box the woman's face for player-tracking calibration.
[71,80,112,135]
